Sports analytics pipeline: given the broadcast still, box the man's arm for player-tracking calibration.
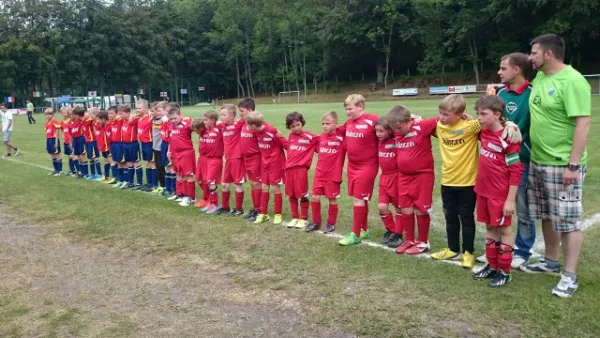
[569,116,591,164]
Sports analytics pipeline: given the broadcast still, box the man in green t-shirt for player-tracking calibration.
[521,34,591,298]
[26,99,36,124]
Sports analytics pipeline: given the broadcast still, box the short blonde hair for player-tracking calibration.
[245,111,264,127]
[136,99,148,108]
[344,94,365,108]
[44,108,54,115]
[387,105,411,124]
[204,110,219,121]
[220,104,237,118]
[156,101,167,109]
[321,110,338,122]
[439,94,466,114]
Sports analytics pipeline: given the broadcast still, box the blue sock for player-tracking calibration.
[165,173,171,191]
[89,160,95,176]
[95,160,102,176]
[168,173,175,191]
[80,161,87,175]
[69,159,76,172]
[111,165,118,180]
[104,163,110,178]
[57,159,63,172]
[119,168,125,182]
[128,167,135,184]
[135,166,143,186]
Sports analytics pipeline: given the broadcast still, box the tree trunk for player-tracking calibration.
[283,50,289,93]
[290,44,300,93]
[235,54,245,98]
[376,62,384,84]
[384,25,393,89]
[467,36,480,85]
[244,34,255,97]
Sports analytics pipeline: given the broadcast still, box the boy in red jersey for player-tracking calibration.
[95,110,112,182]
[472,95,523,287]
[44,108,63,176]
[159,102,176,197]
[245,111,286,225]
[136,99,156,192]
[337,94,380,246]
[167,106,197,207]
[70,107,87,178]
[60,108,77,175]
[237,98,262,221]
[193,111,225,214]
[375,117,404,248]
[119,105,140,190]
[108,106,126,187]
[82,108,101,180]
[387,105,437,255]
[305,111,346,233]
[218,104,246,216]
[282,112,319,229]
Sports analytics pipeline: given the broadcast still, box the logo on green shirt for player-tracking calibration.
[533,94,541,106]
[547,88,556,97]
[506,102,518,114]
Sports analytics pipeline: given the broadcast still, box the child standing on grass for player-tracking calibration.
[193,111,225,214]
[305,111,345,233]
[95,110,112,182]
[218,104,246,216]
[118,105,140,190]
[472,95,523,287]
[70,107,87,178]
[44,108,63,176]
[160,102,176,198]
[108,106,125,187]
[82,108,101,180]
[167,106,196,207]
[282,112,319,229]
[374,117,403,248]
[59,108,77,175]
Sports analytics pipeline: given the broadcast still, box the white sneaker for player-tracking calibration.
[175,196,185,202]
[511,256,527,269]
[552,273,579,298]
[476,254,487,264]
[287,219,299,228]
[167,194,181,201]
[179,197,193,207]
[295,219,308,229]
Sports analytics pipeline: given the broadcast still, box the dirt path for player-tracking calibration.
[0,212,355,338]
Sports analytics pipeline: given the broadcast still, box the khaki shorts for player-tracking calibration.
[2,131,11,142]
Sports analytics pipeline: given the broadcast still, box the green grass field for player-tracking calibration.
[1,97,599,337]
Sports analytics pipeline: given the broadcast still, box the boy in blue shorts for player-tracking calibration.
[83,107,102,180]
[44,108,63,176]
[70,107,87,178]
[119,105,140,190]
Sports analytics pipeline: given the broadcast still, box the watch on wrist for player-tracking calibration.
[568,163,580,171]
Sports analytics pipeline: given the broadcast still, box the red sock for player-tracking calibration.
[222,191,231,209]
[362,203,369,231]
[380,212,395,232]
[402,213,415,242]
[485,238,499,270]
[289,197,299,219]
[252,189,261,211]
[185,181,196,200]
[312,201,322,226]
[353,205,366,237]
[498,243,514,274]
[416,214,431,243]
[176,179,183,196]
[210,189,218,205]
[395,214,405,238]
[274,193,283,214]
[235,191,244,210]
[300,199,309,220]
[261,191,270,214]
[327,203,338,225]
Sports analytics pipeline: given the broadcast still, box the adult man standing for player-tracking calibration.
[1,103,20,157]
[26,99,36,124]
[521,34,591,298]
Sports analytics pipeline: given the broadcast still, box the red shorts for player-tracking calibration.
[285,167,309,198]
[261,168,284,185]
[477,195,512,227]
[347,165,378,200]
[223,158,245,184]
[397,172,434,212]
[378,173,398,206]
[244,154,262,183]
[312,179,341,199]
[195,156,223,185]
[174,150,196,177]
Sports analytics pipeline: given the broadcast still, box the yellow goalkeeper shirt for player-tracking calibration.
[436,119,482,186]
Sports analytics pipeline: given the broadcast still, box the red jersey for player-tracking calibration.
[82,117,96,142]
[220,121,242,160]
[198,126,224,157]
[45,118,61,139]
[121,117,138,143]
[95,123,110,152]
[169,117,194,153]
[239,119,260,157]
[339,113,379,167]
[474,128,524,200]
[160,118,171,143]
[395,118,437,175]
[378,137,398,174]
[69,119,84,138]
[284,131,319,170]
[109,118,123,143]
[137,113,153,143]
[256,124,286,170]
[60,119,71,144]
[314,132,346,183]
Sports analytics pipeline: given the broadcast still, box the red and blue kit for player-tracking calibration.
[109,118,124,162]
[312,132,346,199]
[70,119,85,156]
[121,117,139,162]
[137,113,154,161]
[169,118,196,176]
[475,128,523,226]
[219,121,245,184]
[160,119,172,166]
[196,126,224,185]
[239,119,262,182]
[83,118,99,159]
[45,118,61,154]
[284,131,319,199]
[94,123,111,156]
[256,124,287,185]
[377,137,398,206]
[60,119,72,155]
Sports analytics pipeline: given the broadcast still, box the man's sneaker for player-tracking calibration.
[324,223,336,233]
[76,174,85,179]
[461,251,475,269]
[253,213,270,224]
[179,197,193,207]
[195,199,208,208]
[520,258,561,276]
[472,265,497,280]
[552,273,579,298]
[243,209,256,219]
[381,230,393,245]
[511,255,528,269]
[431,248,460,261]
[273,214,283,225]
[395,240,415,254]
[387,233,403,248]
[405,241,430,255]
[106,177,116,184]
[167,194,182,201]
[287,219,299,228]
[359,230,370,240]
[131,184,143,191]
[489,271,511,288]
[13,148,20,156]
[295,219,307,229]
[66,171,75,177]
[228,209,244,217]
[304,222,320,232]
[476,254,487,264]
[339,232,361,246]
[112,181,122,188]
